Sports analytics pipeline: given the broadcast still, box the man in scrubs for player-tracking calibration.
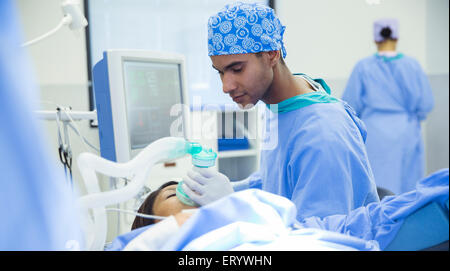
[183,2,379,221]
[342,18,434,194]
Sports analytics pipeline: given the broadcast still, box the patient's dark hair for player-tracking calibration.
[131,181,179,230]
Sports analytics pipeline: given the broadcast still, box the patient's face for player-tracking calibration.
[152,184,196,218]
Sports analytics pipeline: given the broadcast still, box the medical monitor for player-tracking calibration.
[92,50,189,162]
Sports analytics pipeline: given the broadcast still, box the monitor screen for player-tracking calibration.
[122,60,183,150]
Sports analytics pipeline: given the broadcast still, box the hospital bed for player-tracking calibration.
[378,187,449,250]
[385,200,449,251]
[77,136,449,251]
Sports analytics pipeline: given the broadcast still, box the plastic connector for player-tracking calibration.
[61,0,88,30]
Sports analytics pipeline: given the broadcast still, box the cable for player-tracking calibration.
[59,107,89,152]
[67,122,100,153]
[55,109,73,186]
[39,101,100,153]
[21,15,72,47]
[105,208,168,221]
[39,101,100,189]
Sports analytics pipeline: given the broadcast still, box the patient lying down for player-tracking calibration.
[131,181,196,230]
[118,180,380,251]
[113,169,448,251]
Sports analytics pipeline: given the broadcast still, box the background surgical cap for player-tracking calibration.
[373,18,399,42]
[207,2,286,58]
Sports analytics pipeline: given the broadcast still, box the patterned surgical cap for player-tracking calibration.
[207,2,287,58]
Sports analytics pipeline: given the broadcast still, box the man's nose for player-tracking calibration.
[222,74,237,94]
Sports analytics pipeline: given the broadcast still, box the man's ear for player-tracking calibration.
[266,50,280,67]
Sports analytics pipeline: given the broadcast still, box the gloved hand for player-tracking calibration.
[182,167,234,206]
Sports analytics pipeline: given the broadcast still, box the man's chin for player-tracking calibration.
[236,101,256,110]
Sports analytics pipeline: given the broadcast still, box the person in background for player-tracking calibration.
[342,18,434,194]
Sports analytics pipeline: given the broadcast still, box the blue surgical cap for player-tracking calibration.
[373,18,399,42]
[207,2,286,58]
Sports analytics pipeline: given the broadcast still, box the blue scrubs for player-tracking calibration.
[237,75,380,222]
[342,53,434,194]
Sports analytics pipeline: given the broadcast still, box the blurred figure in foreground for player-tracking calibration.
[0,0,82,250]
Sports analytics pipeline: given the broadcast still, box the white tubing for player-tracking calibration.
[105,208,168,221]
[21,15,71,47]
[77,137,187,210]
[77,137,188,250]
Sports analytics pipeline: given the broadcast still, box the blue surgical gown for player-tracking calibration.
[342,54,434,194]
[237,83,380,222]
